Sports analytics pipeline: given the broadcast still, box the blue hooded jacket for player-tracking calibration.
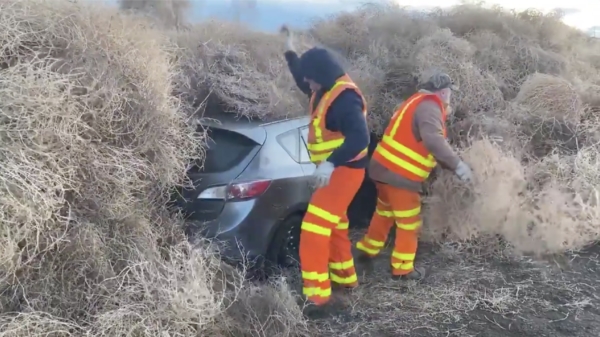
[284,47,370,168]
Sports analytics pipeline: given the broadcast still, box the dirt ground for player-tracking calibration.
[291,230,600,337]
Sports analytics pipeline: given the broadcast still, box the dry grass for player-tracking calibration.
[0,0,309,336]
[3,0,600,336]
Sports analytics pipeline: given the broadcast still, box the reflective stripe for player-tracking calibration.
[307,204,340,225]
[392,252,416,261]
[313,81,356,144]
[356,241,380,255]
[396,220,422,231]
[329,259,354,270]
[336,221,349,230]
[375,146,429,178]
[307,139,344,151]
[381,135,436,168]
[302,271,329,282]
[392,261,414,270]
[307,76,368,164]
[365,237,384,247]
[301,222,331,237]
[330,273,357,284]
[389,94,423,136]
[377,93,442,180]
[393,207,421,218]
[303,286,332,297]
[376,208,393,217]
[309,146,368,164]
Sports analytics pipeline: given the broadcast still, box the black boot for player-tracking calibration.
[391,266,427,281]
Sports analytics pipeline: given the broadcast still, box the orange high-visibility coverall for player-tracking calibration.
[356,92,447,276]
[300,74,368,305]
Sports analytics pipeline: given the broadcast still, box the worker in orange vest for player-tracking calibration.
[281,25,370,308]
[356,72,473,280]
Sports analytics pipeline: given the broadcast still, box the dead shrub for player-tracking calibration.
[0,1,309,336]
[423,139,600,255]
[515,73,582,121]
[172,21,306,120]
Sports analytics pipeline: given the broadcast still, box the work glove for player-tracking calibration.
[312,161,335,189]
[454,160,473,183]
[279,24,295,52]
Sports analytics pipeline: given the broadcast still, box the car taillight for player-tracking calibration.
[227,179,271,201]
[196,179,271,201]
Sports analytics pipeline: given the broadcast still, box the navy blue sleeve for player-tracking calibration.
[324,90,370,167]
[284,51,311,96]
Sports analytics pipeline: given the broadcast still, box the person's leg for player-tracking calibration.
[329,213,358,289]
[356,182,395,258]
[299,166,365,305]
[387,187,424,279]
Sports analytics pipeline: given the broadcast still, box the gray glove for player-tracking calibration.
[454,160,473,182]
[312,161,335,189]
[280,24,295,52]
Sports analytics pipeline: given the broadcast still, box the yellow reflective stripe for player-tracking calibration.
[307,204,340,224]
[392,252,416,261]
[329,259,354,270]
[375,146,429,178]
[396,220,422,231]
[381,135,436,168]
[365,237,384,248]
[301,222,331,236]
[356,241,380,255]
[393,207,421,218]
[302,271,329,282]
[310,152,331,162]
[303,287,332,297]
[336,221,349,230]
[313,117,322,142]
[313,81,356,143]
[330,273,357,284]
[376,208,393,217]
[392,261,414,270]
[390,94,423,137]
[307,139,344,151]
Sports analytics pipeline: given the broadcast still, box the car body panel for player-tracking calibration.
[182,116,315,263]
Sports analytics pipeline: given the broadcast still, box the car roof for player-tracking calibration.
[196,115,310,144]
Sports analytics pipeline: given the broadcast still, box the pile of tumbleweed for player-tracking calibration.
[1,0,600,336]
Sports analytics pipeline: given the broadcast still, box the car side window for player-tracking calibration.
[299,126,311,164]
[276,129,301,163]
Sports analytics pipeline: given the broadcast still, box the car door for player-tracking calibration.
[299,125,316,176]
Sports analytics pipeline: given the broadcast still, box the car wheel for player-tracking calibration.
[267,213,303,269]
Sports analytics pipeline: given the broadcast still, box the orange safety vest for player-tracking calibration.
[371,92,447,182]
[306,74,369,164]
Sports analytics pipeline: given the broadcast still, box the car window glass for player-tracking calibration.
[299,126,311,163]
[276,129,301,162]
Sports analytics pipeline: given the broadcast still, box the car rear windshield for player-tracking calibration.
[191,127,258,174]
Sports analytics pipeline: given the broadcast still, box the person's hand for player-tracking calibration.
[279,24,295,52]
[454,160,473,182]
[312,161,335,189]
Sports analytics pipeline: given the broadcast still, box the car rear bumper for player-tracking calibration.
[185,199,279,266]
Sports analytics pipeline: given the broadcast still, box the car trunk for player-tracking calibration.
[176,124,265,221]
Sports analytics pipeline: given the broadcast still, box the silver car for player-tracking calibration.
[175,115,376,269]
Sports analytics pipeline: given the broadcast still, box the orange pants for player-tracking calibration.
[356,182,422,276]
[299,166,365,305]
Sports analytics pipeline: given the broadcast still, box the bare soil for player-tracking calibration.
[295,230,600,337]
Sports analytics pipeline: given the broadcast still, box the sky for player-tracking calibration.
[104,0,600,33]
[228,0,599,31]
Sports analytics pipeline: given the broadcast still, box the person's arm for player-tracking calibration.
[414,100,461,170]
[324,90,370,166]
[284,51,311,96]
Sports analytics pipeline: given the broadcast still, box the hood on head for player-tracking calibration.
[299,47,345,91]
